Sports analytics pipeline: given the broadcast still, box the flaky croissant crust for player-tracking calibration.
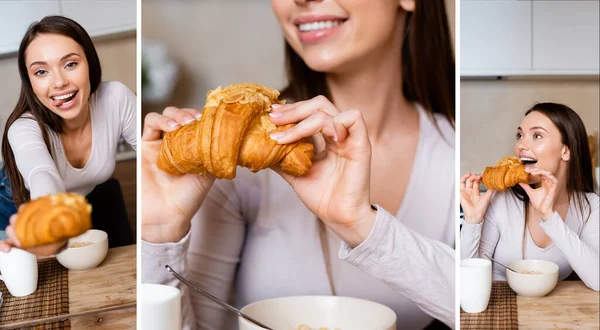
[15,192,92,248]
[157,83,314,179]
[481,156,530,191]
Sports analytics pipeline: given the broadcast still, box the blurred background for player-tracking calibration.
[0,0,137,235]
[141,0,455,118]
[460,0,600,194]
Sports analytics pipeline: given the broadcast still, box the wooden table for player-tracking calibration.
[518,281,599,329]
[0,245,136,329]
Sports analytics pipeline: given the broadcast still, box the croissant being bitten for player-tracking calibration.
[15,192,92,248]
[157,83,314,179]
[481,156,530,191]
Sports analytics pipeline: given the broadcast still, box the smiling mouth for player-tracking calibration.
[520,157,538,166]
[51,91,78,107]
[297,19,347,33]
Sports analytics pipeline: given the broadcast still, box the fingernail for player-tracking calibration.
[333,131,338,142]
[168,120,180,128]
[195,113,202,119]
[271,104,283,109]
[183,117,195,125]
[269,111,283,118]
[270,132,285,141]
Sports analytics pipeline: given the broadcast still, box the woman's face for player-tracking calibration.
[271,0,411,73]
[515,111,569,183]
[25,33,91,121]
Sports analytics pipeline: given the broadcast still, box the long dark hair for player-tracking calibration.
[512,103,595,255]
[280,2,455,126]
[1,15,102,207]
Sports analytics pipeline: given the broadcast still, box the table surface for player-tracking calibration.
[0,244,136,329]
[517,281,599,329]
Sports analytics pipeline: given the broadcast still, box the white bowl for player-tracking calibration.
[506,259,559,297]
[239,296,397,330]
[56,229,109,271]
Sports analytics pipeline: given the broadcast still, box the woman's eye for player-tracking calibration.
[516,132,523,139]
[534,133,542,139]
[34,69,47,76]
[65,62,77,69]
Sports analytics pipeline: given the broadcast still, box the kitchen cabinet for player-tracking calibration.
[0,0,136,56]
[461,1,532,75]
[461,0,599,76]
[532,1,599,73]
[60,0,136,39]
[0,1,61,55]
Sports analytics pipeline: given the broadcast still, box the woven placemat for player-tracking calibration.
[460,281,518,330]
[0,258,70,329]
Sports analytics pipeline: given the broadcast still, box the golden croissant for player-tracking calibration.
[157,83,314,179]
[15,193,92,248]
[481,156,530,191]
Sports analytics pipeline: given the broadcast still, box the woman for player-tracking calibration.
[142,1,455,329]
[0,15,137,254]
[461,103,599,292]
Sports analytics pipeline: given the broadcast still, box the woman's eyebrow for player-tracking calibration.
[29,52,81,68]
[529,126,548,132]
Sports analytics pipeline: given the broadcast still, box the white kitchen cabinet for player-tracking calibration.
[461,0,532,75]
[0,1,61,55]
[59,0,136,38]
[0,0,136,56]
[532,1,599,73]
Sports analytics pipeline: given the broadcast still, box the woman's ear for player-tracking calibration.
[561,145,571,161]
[399,0,415,12]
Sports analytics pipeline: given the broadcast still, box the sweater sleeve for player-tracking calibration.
[141,179,246,329]
[540,195,599,291]
[338,205,456,329]
[115,81,137,150]
[7,118,65,199]
[460,197,501,261]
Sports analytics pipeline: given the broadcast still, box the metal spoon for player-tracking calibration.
[484,254,519,274]
[165,265,274,330]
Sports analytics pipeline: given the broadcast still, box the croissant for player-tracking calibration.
[481,156,530,191]
[157,83,314,179]
[15,193,92,248]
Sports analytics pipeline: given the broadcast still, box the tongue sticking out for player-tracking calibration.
[52,92,76,108]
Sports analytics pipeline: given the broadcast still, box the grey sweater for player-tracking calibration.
[142,105,456,329]
[461,190,599,291]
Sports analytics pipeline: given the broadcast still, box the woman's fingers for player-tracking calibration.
[142,112,180,141]
[460,173,472,190]
[162,107,199,126]
[5,225,20,247]
[331,109,369,146]
[0,240,13,252]
[465,174,478,190]
[269,95,341,126]
[270,111,337,144]
[142,107,202,142]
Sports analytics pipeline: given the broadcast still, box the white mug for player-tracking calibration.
[0,248,38,297]
[460,258,492,313]
[141,283,182,330]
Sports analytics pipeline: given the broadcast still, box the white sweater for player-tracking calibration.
[461,190,599,291]
[7,81,137,199]
[142,105,456,329]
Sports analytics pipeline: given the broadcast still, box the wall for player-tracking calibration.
[0,33,136,139]
[460,78,600,175]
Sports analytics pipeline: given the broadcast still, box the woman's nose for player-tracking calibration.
[53,71,68,89]
[516,139,528,151]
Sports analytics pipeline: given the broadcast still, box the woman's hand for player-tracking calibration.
[519,168,558,220]
[0,214,66,257]
[460,172,493,224]
[142,107,215,244]
[268,96,376,248]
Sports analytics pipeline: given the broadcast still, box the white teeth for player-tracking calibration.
[299,20,343,32]
[520,157,536,162]
[52,92,74,100]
